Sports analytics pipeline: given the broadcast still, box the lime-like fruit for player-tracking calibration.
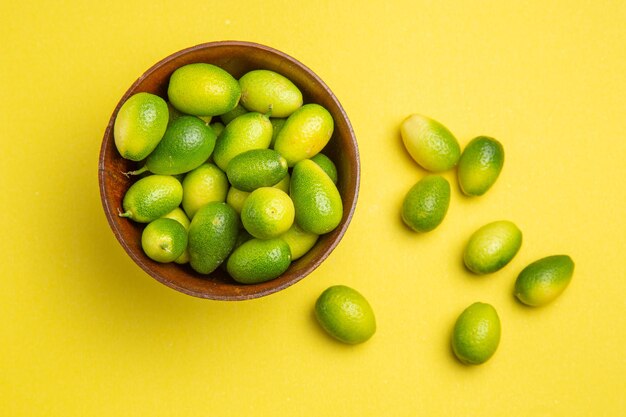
[226,148,288,192]
[274,104,334,166]
[315,285,376,344]
[400,114,461,172]
[167,63,241,117]
[290,159,343,235]
[141,218,188,263]
[401,175,450,233]
[269,117,287,148]
[452,302,501,365]
[187,202,238,274]
[181,163,229,219]
[463,220,522,274]
[161,207,191,264]
[212,112,273,171]
[114,92,169,161]
[226,187,250,214]
[272,172,290,193]
[239,69,303,117]
[279,223,319,260]
[119,175,183,223]
[514,255,574,307]
[310,153,338,184]
[140,116,216,175]
[457,136,505,196]
[220,103,248,125]
[210,121,225,137]
[240,187,295,239]
[226,238,292,284]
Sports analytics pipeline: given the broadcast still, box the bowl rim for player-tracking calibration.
[98,40,360,300]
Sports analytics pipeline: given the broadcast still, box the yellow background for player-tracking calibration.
[1,1,625,416]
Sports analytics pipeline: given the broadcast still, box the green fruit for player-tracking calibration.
[310,153,338,184]
[515,255,575,307]
[161,207,191,264]
[212,112,273,171]
[210,121,225,137]
[315,285,376,344]
[226,238,292,284]
[241,187,295,239]
[187,202,238,274]
[140,116,216,175]
[452,302,501,365]
[290,159,343,235]
[464,220,522,274]
[274,104,334,166]
[114,92,169,161]
[400,114,461,172]
[119,175,183,223]
[226,187,250,214]
[401,175,450,233]
[239,69,303,117]
[141,218,188,263]
[220,103,248,125]
[181,163,229,219]
[167,63,241,117]
[167,101,187,124]
[279,223,319,261]
[269,118,287,148]
[226,149,288,192]
[458,136,505,196]
[272,172,290,193]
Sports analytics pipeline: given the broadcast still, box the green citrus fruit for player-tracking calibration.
[310,153,338,184]
[240,187,295,239]
[463,220,522,274]
[269,117,287,148]
[119,175,183,223]
[514,255,575,307]
[452,302,501,365]
[239,69,303,117]
[315,285,376,344]
[400,114,461,172]
[181,163,229,219]
[226,186,250,215]
[141,218,188,263]
[279,223,319,260]
[161,207,191,264]
[220,103,248,125]
[457,136,505,196]
[114,92,169,161]
[226,148,288,192]
[226,238,292,284]
[167,63,240,117]
[401,175,451,233]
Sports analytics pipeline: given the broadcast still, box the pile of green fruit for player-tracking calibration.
[400,114,575,365]
[114,63,344,284]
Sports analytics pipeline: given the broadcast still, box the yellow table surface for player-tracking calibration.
[1,1,624,416]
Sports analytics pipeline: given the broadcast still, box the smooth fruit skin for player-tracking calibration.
[114,92,169,161]
[226,238,292,284]
[181,163,229,219]
[167,63,241,117]
[310,153,338,184]
[279,223,319,261]
[226,148,288,192]
[401,175,451,233]
[400,114,461,172]
[212,112,273,171]
[452,302,501,365]
[457,136,505,196]
[463,220,522,274]
[187,202,239,274]
[315,285,376,344]
[515,255,575,307]
[144,116,217,175]
[290,159,343,235]
[141,218,188,263]
[273,104,334,167]
[239,69,303,118]
[120,175,183,223]
[240,187,295,239]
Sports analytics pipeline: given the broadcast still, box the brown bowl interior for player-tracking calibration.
[98,41,360,300]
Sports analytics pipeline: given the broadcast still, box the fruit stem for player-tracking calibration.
[118,209,132,218]
[264,105,273,119]
[123,166,149,177]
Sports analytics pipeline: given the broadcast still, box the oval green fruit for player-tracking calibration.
[226,148,288,192]
[279,223,319,261]
[181,163,229,219]
[452,302,501,365]
[515,255,575,307]
[274,104,334,167]
[212,112,273,171]
[143,116,216,175]
[458,136,505,196]
[226,186,250,214]
[219,103,248,125]
[463,220,522,274]
[310,153,338,184]
[239,69,303,118]
[120,175,183,223]
[269,117,287,148]
[161,207,191,264]
[315,285,376,344]
[241,187,295,239]
[114,92,169,161]
[401,175,450,233]
[141,218,188,263]
[400,114,461,172]
[167,63,241,117]
[187,202,239,274]
[226,238,292,284]
[290,159,343,235]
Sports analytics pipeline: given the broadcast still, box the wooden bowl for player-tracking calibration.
[98,41,360,300]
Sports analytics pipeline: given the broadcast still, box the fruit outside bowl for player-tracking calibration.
[98,41,360,300]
